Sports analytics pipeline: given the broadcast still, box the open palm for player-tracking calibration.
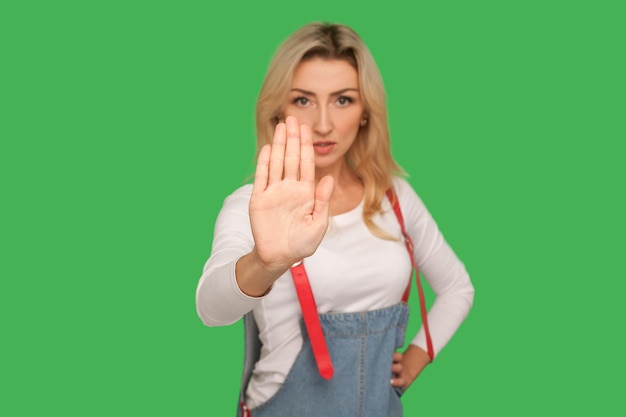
[250,116,334,271]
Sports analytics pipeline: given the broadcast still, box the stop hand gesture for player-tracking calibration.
[237,117,334,296]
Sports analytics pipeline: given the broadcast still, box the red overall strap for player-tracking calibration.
[386,189,434,361]
[290,261,335,380]
[289,188,433,381]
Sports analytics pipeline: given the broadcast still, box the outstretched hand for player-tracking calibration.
[250,116,334,275]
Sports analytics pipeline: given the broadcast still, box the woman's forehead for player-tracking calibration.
[291,58,359,94]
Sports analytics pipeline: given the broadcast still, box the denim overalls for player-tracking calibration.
[237,189,429,416]
[238,302,409,417]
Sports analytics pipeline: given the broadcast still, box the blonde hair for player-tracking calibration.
[256,22,405,238]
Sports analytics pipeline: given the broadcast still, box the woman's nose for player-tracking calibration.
[313,107,332,136]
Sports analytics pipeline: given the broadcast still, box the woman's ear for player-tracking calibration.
[360,112,369,127]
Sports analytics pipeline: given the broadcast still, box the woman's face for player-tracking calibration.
[283,57,365,174]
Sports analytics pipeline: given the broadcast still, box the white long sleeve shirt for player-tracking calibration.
[196,177,474,408]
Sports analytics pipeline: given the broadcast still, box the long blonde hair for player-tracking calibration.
[256,22,405,238]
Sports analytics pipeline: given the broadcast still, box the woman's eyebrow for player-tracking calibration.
[291,88,359,96]
[291,88,315,95]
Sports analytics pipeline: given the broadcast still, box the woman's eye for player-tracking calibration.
[293,97,310,106]
[337,96,353,106]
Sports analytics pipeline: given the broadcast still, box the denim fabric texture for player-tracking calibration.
[238,302,409,417]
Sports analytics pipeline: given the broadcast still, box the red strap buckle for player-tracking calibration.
[240,402,250,417]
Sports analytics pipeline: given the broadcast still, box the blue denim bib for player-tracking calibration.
[239,302,409,417]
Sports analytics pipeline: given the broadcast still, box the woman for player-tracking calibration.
[196,22,474,416]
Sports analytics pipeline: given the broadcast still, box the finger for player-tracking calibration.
[393,352,403,362]
[268,122,286,185]
[299,123,315,184]
[312,175,334,221]
[283,117,301,181]
[252,144,271,195]
[391,363,403,374]
[390,377,405,387]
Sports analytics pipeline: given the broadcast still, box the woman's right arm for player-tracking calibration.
[196,117,334,326]
[195,186,263,327]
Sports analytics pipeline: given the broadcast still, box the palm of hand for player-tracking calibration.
[250,117,334,271]
[251,180,321,265]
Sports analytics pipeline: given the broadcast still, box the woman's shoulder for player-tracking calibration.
[390,176,428,214]
[215,183,253,219]
[391,176,412,194]
[225,184,252,202]
[227,182,253,197]
[391,177,422,201]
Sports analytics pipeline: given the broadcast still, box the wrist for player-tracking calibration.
[235,249,289,297]
[402,344,431,387]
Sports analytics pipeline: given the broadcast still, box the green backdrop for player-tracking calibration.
[2,0,624,415]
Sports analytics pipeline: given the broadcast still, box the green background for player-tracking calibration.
[2,0,624,415]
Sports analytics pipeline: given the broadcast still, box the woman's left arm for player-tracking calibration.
[391,179,475,389]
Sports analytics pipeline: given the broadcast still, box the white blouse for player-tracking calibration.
[196,177,474,408]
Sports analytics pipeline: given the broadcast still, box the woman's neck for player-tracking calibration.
[316,163,364,216]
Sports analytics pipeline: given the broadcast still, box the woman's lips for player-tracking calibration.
[313,142,336,155]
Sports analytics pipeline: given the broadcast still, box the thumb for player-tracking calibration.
[312,175,334,220]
